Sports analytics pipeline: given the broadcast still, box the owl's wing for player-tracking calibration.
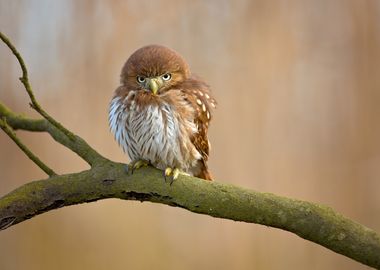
[181,78,217,161]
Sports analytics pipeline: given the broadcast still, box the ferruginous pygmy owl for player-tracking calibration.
[109,45,216,183]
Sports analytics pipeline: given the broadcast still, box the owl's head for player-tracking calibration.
[121,45,190,94]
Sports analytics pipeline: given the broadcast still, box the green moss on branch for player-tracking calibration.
[0,164,379,268]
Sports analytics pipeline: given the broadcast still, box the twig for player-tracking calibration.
[0,117,56,176]
[0,31,109,166]
[0,102,109,166]
[0,31,75,141]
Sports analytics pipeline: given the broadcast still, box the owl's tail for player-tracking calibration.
[196,161,213,181]
[197,169,213,181]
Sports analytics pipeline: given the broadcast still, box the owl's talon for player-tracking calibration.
[172,168,180,182]
[164,167,180,185]
[128,159,149,174]
[164,167,172,182]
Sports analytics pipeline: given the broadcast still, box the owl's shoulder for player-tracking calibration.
[113,85,132,101]
[180,75,210,93]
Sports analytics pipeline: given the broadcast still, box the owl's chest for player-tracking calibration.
[126,104,176,156]
[109,94,200,169]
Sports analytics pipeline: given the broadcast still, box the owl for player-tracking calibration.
[109,45,216,183]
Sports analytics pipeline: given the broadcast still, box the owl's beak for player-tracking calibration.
[147,78,160,95]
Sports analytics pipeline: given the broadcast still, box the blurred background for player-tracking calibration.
[1,0,380,269]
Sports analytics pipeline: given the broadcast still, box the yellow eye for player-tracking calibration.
[162,73,171,81]
[137,76,146,83]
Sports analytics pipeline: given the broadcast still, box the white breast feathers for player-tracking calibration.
[108,93,201,173]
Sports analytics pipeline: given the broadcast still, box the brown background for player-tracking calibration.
[1,1,380,269]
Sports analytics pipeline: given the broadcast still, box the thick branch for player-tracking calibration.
[0,103,109,166]
[0,164,379,268]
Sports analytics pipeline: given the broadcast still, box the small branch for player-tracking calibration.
[0,117,56,176]
[0,102,109,166]
[0,165,379,269]
[0,31,75,141]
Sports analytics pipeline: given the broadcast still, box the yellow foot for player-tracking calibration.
[126,159,149,174]
[164,167,180,185]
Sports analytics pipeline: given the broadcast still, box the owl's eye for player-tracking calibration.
[162,73,172,81]
[136,76,146,83]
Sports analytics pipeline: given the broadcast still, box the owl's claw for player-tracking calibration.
[164,167,180,185]
[127,159,149,175]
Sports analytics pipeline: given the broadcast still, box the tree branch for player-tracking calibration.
[0,117,56,176]
[1,31,379,269]
[0,102,109,167]
[0,164,379,268]
[0,31,75,141]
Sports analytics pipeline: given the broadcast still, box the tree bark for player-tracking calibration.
[0,163,379,269]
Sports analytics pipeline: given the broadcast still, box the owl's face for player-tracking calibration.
[121,45,190,95]
[134,72,174,95]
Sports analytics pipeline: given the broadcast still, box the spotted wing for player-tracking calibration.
[181,78,217,161]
